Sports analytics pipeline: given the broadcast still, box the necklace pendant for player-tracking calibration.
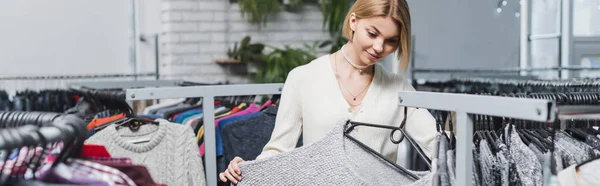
[358,69,363,74]
[353,97,356,101]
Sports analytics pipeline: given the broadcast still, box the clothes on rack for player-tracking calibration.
[505,125,543,185]
[0,90,79,112]
[220,106,303,173]
[0,113,168,186]
[85,119,206,186]
[237,120,433,186]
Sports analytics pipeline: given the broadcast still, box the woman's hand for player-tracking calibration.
[219,157,244,184]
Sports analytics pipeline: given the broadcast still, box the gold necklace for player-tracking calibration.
[335,52,371,103]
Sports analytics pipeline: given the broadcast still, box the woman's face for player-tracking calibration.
[349,14,400,66]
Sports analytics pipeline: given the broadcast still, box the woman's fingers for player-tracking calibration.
[228,163,241,180]
[219,173,228,182]
[231,161,241,175]
[224,169,238,184]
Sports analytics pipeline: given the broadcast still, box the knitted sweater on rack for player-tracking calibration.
[85,119,205,186]
[237,119,433,186]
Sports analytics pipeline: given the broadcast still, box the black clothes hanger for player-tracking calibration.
[270,94,281,105]
[564,119,588,141]
[343,120,420,180]
[114,116,159,132]
[575,155,600,171]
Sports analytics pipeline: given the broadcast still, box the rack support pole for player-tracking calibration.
[455,111,473,186]
[203,96,217,186]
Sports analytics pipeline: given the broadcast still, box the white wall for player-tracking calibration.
[160,0,331,84]
[407,0,521,80]
[0,0,137,92]
[136,0,163,75]
[0,0,134,76]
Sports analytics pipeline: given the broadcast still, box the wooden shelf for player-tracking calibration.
[215,59,241,64]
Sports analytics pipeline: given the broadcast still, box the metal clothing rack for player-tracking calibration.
[409,66,600,82]
[124,83,284,186]
[68,80,183,90]
[0,73,157,81]
[398,91,557,186]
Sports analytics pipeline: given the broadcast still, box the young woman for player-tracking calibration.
[220,0,436,183]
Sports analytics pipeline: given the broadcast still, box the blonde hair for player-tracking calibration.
[342,0,411,71]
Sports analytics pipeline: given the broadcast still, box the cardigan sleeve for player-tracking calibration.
[256,68,304,160]
[400,76,437,159]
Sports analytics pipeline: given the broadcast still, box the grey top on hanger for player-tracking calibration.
[472,147,481,186]
[495,143,509,186]
[479,140,499,186]
[446,150,455,186]
[557,132,600,158]
[236,119,433,186]
[528,144,547,166]
[437,136,449,186]
[505,126,542,186]
[585,135,600,151]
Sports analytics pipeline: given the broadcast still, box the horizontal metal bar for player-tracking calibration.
[398,91,555,122]
[125,83,284,100]
[560,114,600,120]
[0,73,157,81]
[573,36,600,43]
[413,66,600,73]
[557,105,600,115]
[69,80,182,90]
[529,33,561,40]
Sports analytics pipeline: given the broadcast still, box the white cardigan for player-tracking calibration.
[256,54,437,162]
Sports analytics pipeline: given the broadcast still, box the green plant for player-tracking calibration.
[319,0,352,53]
[320,0,351,36]
[238,0,281,26]
[253,45,317,83]
[227,36,266,64]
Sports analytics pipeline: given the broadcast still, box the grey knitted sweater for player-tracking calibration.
[85,119,206,186]
[237,120,432,186]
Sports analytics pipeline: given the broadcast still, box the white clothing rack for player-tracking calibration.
[125,83,284,186]
[398,91,557,186]
[68,80,183,90]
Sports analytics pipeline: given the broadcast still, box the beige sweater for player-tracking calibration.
[256,54,437,162]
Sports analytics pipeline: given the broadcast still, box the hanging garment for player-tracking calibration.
[222,106,278,164]
[236,120,433,186]
[479,140,499,186]
[221,106,304,171]
[528,143,545,165]
[585,135,600,150]
[174,109,203,124]
[84,156,132,165]
[494,143,509,186]
[87,113,126,130]
[553,150,565,172]
[85,119,205,186]
[554,141,579,168]
[142,98,185,114]
[558,132,600,158]
[505,126,543,186]
[446,150,455,186]
[437,136,450,186]
[193,107,231,136]
[472,147,481,186]
[38,159,136,186]
[558,160,600,186]
[155,104,192,119]
[200,104,260,156]
[81,144,112,158]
